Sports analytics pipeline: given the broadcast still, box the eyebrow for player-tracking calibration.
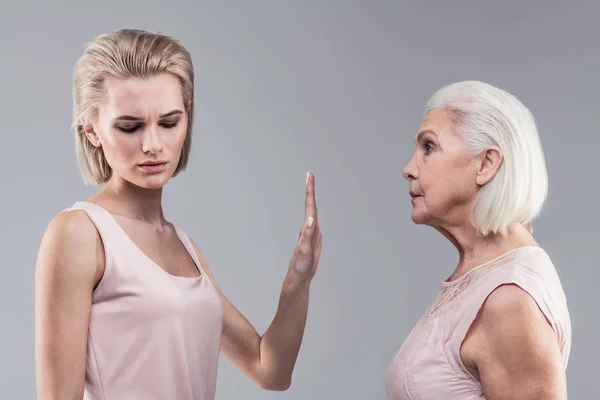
[414,129,438,144]
[114,109,184,121]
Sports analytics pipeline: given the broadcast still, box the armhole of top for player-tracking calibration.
[449,272,559,383]
[175,228,211,282]
[60,206,111,298]
[447,283,490,383]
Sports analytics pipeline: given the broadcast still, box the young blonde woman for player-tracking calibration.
[34,29,322,400]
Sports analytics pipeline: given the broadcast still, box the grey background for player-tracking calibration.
[1,1,598,398]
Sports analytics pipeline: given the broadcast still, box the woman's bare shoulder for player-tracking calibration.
[36,209,105,285]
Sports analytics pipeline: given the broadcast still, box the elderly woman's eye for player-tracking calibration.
[424,142,434,154]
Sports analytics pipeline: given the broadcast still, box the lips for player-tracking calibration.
[138,161,167,173]
[139,161,167,166]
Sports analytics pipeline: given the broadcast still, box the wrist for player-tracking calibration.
[282,272,312,293]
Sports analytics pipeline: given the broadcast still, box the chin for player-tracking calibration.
[139,181,169,190]
[128,174,172,190]
[410,210,431,225]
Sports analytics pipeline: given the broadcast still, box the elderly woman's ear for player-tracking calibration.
[475,146,503,187]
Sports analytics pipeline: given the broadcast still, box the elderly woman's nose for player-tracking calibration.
[403,155,417,181]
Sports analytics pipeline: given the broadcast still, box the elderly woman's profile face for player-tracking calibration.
[402,108,481,228]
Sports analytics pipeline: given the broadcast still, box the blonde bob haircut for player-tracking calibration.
[426,80,548,236]
[72,29,194,185]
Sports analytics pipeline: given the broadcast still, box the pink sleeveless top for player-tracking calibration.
[385,246,571,400]
[63,201,224,400]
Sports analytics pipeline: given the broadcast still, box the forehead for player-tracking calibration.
[101,73,184,116]
[414,108,458,141]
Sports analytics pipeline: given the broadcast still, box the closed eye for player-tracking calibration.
[116,121,179,133]
[117,125,141,134]
[160,121,179,129]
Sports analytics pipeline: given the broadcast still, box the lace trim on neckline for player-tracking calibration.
[424,250,518,318]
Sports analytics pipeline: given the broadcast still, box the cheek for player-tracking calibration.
[430,181,475,220]
[416,164,440,193]
[100,130,139,162]
[170,126,188,149]
[420,163,474,208]
[163,127,188,161]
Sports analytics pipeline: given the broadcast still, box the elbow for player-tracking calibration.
[257,376,292,391]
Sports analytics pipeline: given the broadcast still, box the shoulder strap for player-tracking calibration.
[175,227,214,283]
[61,201,122,297]
[62,201,119,246]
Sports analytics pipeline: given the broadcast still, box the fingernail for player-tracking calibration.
[306,172,310,186]
[307,216,314,227]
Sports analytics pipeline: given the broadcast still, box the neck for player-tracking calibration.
[435,221,538,281]
[92,175,166,226]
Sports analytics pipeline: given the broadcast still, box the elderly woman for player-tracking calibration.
[386,81,571,399]
[34,29,322,400]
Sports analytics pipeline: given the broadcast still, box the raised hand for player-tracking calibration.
[288,172,322,282]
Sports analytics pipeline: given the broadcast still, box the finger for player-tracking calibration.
[313,225,322,244]
[298,216,317,250]
[298,215,317,240]
[302,216,316,241]
[313,230,323,263]
[297,224,315,257]
[305,172,317,222]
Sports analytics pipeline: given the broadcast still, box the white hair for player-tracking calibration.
[426,80,548,236]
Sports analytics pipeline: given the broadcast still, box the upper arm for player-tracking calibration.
[470,284,566,400]
[34,210,105,400]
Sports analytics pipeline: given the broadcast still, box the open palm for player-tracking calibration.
[289,172,322,281]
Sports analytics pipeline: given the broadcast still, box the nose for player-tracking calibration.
[142,126,164,155]
[402,153,417,181]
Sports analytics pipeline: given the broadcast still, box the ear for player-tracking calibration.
[475,146,503,186]
[84,123,101,148]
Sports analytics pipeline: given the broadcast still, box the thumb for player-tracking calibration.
[297,216,316,255]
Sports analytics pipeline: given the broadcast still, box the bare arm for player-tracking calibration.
[191,172,323,391]
[34,211,104,400]
[465,284,567,400]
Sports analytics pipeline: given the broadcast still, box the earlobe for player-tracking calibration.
[476,147,503,186]
[84,123,101,148]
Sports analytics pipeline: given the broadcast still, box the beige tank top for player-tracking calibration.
[64,201,224,400]
[386,246,571,399]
